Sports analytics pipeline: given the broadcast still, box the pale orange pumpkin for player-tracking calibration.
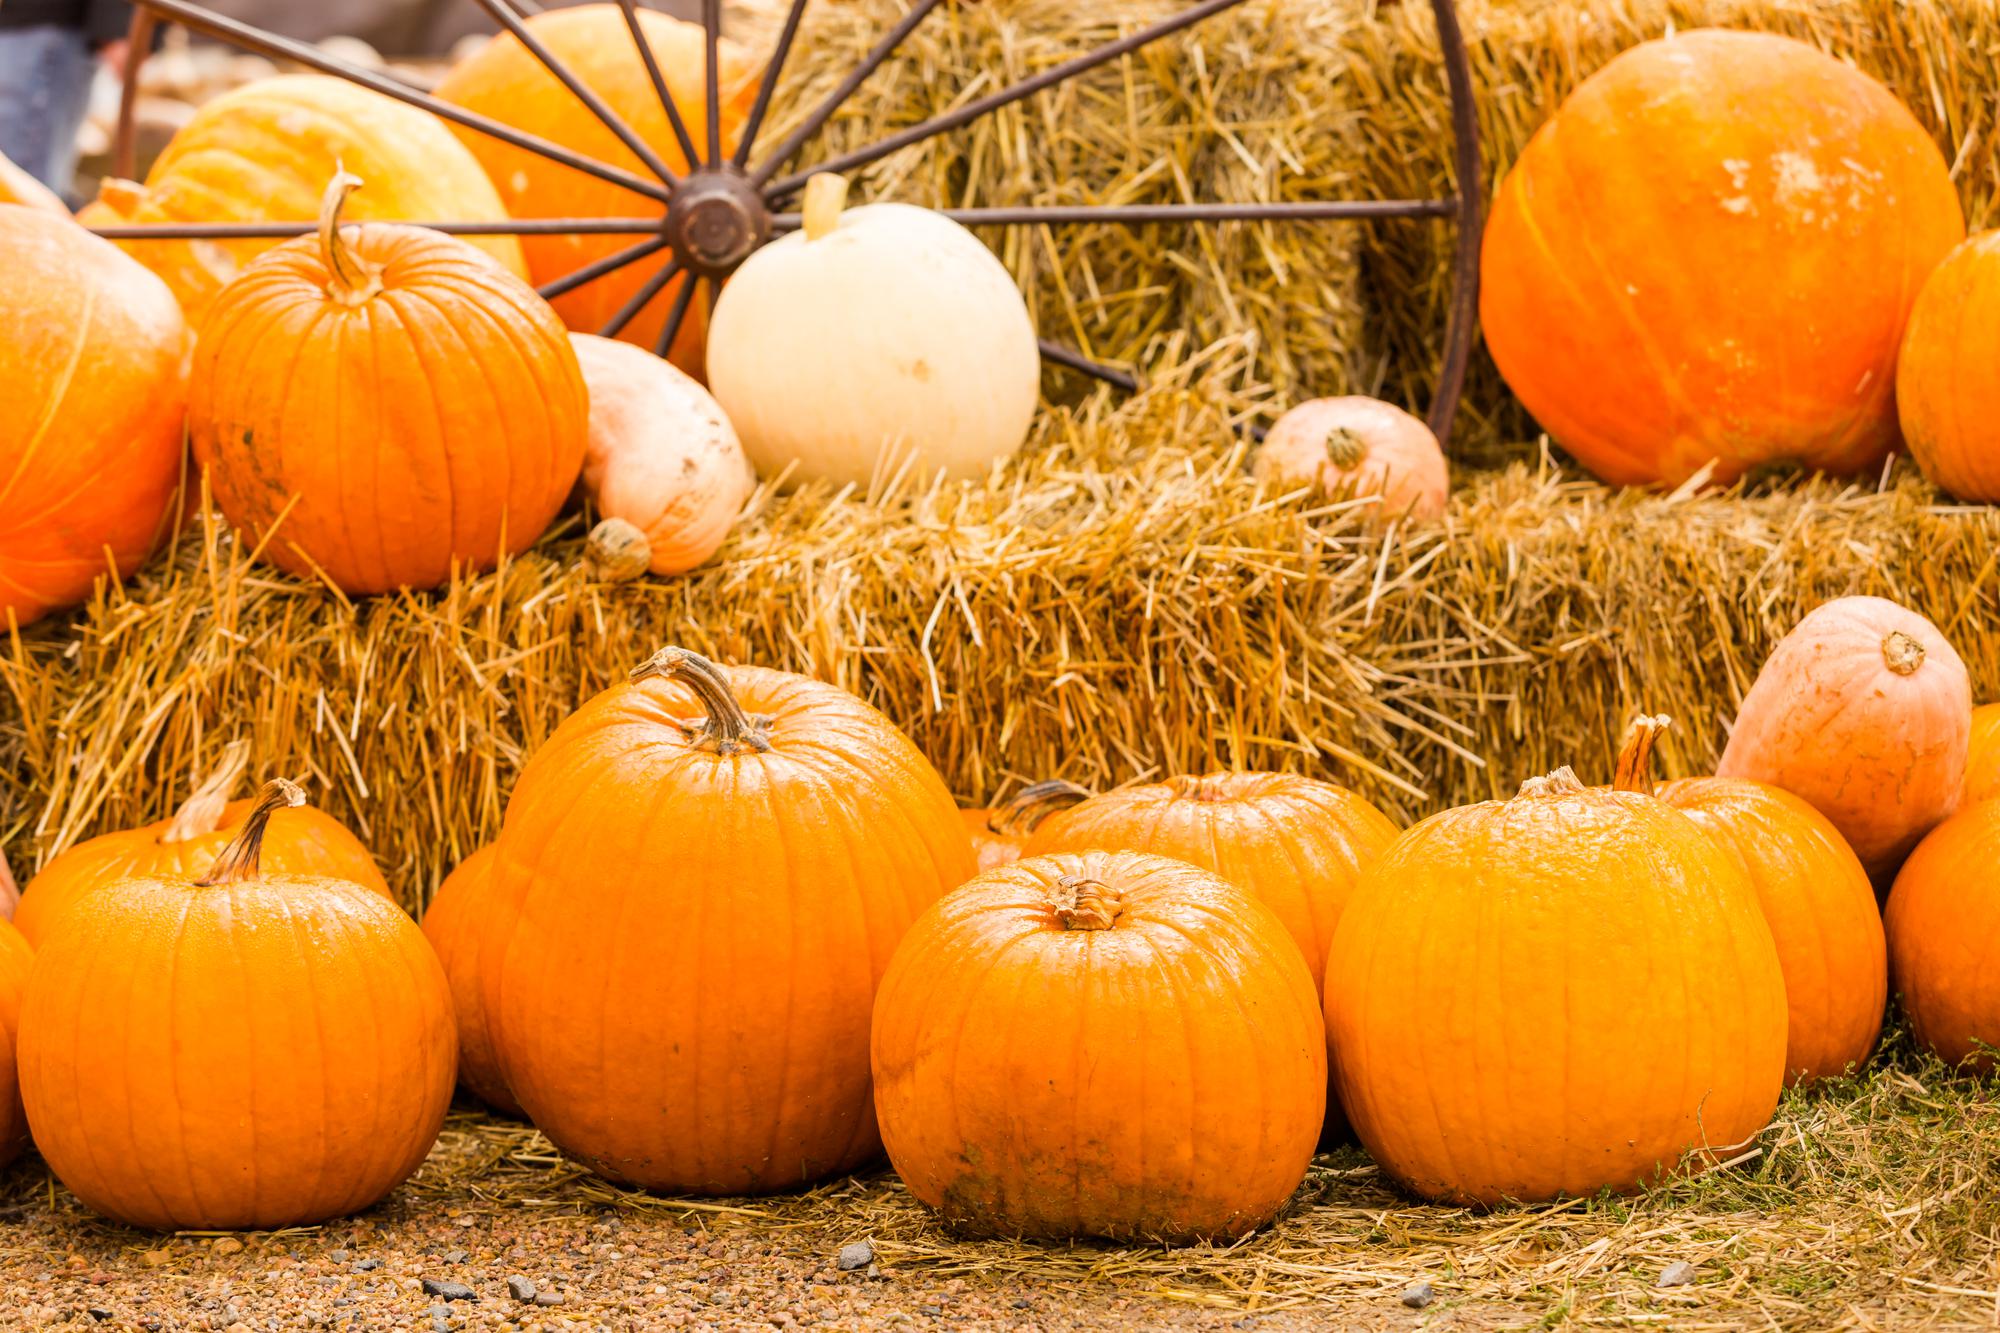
[961,780,1092,872]
[0,149,67,214]
[1886,800,2000,1070]
[420,846,523,1117]
[1719,596,1970,884]
[1964,703,2000,806]
[0,919,29,1169]
[1253,397,1449,522]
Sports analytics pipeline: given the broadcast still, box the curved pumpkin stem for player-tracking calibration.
[1612,714,1673,794]
[317,168,385,307]
[630,646,773,756]
[1050,875,1123,931]
[1324,427,1368,471]
[162,739,253,844]
[989,779,1092,836]
[1882,631,1926,676]
[196,778,306,887]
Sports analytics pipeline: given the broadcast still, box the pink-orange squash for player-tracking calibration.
[1254,397,1449,522]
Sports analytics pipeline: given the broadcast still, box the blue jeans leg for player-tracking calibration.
[0,24,98,199]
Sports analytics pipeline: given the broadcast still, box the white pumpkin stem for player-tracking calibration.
[802,172,850,242]
[1612,714,1672,794]
[162,739,253,844]
[196,778,306,887]
[987,780,1092,837]
[1881,631,1925,676]
[1324,427,1369,471]
[630,646,773,755]
[317,168,385,306]
[1050,875,1123,931]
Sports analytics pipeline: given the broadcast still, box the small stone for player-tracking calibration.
[865,1264,882,1281]
[532,1291,565,1307]
[327,1250,349,1263]
[87,1311,112,1323]
[836,1242,874,1272]
[427,1306,452,1319]
[1658,1261,1697,1288]
[211,1238,244,1258]
[920,1307,942,1319]
[1012,1300,1032,1310]
[139,1249,171,1269]
[431,1320,450,1333]
[1401,1281,1435,1309]
[352,1258,380,1272]
[421,1280,477,1302]
[506,1276,537,1303]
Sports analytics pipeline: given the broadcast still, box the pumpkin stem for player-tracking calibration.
[1516,766,1586,799]
[1882,631,1926,676]
[195,778,306,887]
[1167,775,1233,803]
[1324,427,1368,471]
[1050,875,1123,931]
[1612,714,1672,794]
[802,172,849,242]
[988,779,1092,836]
[162,739,253,844]
[631,646,774,756]
[317,168,385,307]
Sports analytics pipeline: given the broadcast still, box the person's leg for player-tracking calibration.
[0,24,99,198]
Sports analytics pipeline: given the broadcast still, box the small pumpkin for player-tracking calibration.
[189,173,588,596]
[872,850,1325,1242]
[0,919,29,1169]
[1,205,188,630]
[1718,596,1970,884]
[1254,397,1449,523]
[961,780,1092,872]
[15,742,388,947]
[1324,721,1787,1205]
[477,647,975,1194]
[1898,232,2000,502]
[708,174,1042,489]
[570,333,755,576]
[420,846,522,1117]
[18,781,456,1230]
[1965,703,2000,806]
[0,149,67,214]
[1886,800,2000,1070]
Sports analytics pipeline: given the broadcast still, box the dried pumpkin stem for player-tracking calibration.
[1050,875,1123,931]
[1882,631,1926,676]
[1612,714,1673,794]
[162,739,252,844]
[989,779,1092,836]
[195,778,306,887]
[1324,427,1368,471]
[1516,766,1586,799]
[317,168,385,307]
[630,646,773,756]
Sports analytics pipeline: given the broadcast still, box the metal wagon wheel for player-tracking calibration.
[102,0,1483,440]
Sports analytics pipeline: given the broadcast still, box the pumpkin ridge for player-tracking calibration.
[0,282,94,514]
[374,287,474,572]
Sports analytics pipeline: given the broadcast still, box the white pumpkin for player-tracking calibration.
[706,174,1041,489]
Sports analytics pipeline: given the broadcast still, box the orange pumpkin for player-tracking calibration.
[15,743,389,947]
[1481,30,1963,487]
[80,75,524,323]
[1886,801,2000,1070]
[420,846,523,1117]
[1964,703,2000,806]
[1254,397,1449,523]
[0,920,29,1169]
[872,850,1325,1241]
[1,206,188,630]
[1718,596,1970,884]
[1324,722,1787,1205]
[0,854,16,921]
[1898,232,2000,502]
[961,780,1091,872]
[434,5,759,371]
[0,149,67,214]
[477,647,975,1194]
[18,781,456,1230]
[189,174,588,595]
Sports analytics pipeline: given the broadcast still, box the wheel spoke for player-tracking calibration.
[764,0,1254,200]
[112,7,159,180]
[539,235,673,301]
[654,270,702,358]
[703,0,724,168]
[1427,0,1483,444]
[472,0,682,187]
[617,0,702,172]
[599,258,685,339]
[1038,341,1138,393]
[127,0,671,203]
[733,0,809,169]
[749,0,949,188]
[771,199,1455,230]
[86,218,665,239]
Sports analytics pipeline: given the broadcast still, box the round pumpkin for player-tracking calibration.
[477,647,975,1194]
[1964,703,2000,806]
[1254,397,1449,523]
[0,206,188,630]
[1324,726,1788,1205]
[1886,801,2000,1070]
[189,174,588,596]
[872,850,1325,1241]
[420,845,523,1117]
[1898,232,2000,501]
[80,74,525,323]
[18,781,455,1230]
[433,4,758,370]
[1718,596,1969,885]
[961,780,1091,872]
[1481,29,1963,487]
[0,920,30,1170]
[14,744,389,947]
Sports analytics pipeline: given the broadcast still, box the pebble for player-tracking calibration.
[421,1279,477,1302]
[837,1242,875,1272]
[506,1276,537,1303]
[327,1250,349,1263]
[1401,1281,1435,1309]
[443,1249,468,1264]
[427,1305,452,1318]
[352,1259,380,1273]
[1658,1261,1697,1288]
[211,1239,243,1258]
[139,1250,171,1269]
[532,1291,565,1307]
[87,1310,112,1322]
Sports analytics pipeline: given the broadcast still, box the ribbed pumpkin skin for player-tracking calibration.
[189,223,588,596]
[420,846,523,1117]
[1886,801,2000,1070]
[478,656,975,1194]
[1481,30,1962,487]
[18,874,455,1230]
[1325,776,1787,1205]
[1718,596,1970,883]
[433,7,757,371]
[0,921,30,1169]
[0,207,187,630]
[872,851,1325,1241]
[1965,703,2000,805]
[1898,232,2000,502]
[84,75,524,322]
[1658,777,1886,1083]
[15,797,390,947]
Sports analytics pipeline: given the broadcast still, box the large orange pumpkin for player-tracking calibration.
[1324,724,1787,1205]
[18,781,456,1230]
[420,845,522,1117]
[79,75,524,323]
[1885,801,2000,1070]
[15,743,388,947]
[1481,30,1963,487]
[872,850,1325,1241]
[0,920,30,1170]
[1898,232,2000,502]
[477,647,975,1194]
[1964,703,2000,806]
[0,206,188,630]
[961,780,1091,872]
[433,5,759,372]
[189,174,588,595]
[1718,596,1969,884]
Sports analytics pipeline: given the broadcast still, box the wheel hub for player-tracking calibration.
[664,169,772,277]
